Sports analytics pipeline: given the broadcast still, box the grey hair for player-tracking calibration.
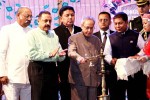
[16,6,31,15]
[81,16,95,25]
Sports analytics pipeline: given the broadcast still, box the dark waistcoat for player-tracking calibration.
[109,29,140,58]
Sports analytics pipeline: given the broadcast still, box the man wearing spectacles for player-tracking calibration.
[93,11,114,98]
[68,16,101,100]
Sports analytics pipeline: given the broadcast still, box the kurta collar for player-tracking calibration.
[81,32,92,40]
[15,22,28,29]
[37,27,50,35]
[61,24,74,34]
[116,28,129,35]
[14,21,30,32]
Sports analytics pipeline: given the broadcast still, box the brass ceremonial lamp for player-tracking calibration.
[97,48,110,100]
[85,48,110,100]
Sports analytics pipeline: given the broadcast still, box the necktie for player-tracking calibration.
[102,32,107,49]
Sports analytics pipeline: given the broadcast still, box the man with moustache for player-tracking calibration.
[54,6,82,100]
[26,11,67,100]
[0,7,32,100]
[130,0,150,40]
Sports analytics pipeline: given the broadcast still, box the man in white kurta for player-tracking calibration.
[0,7,32,100]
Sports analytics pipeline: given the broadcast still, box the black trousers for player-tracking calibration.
[57,57,71,100]
[28,61,59,100]
[109,70,148,100]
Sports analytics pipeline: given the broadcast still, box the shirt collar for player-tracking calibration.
[66,25,74,35]
[61,24,75,34]
[122,28,129,35]
[69,25,74,35]
[99,29,110,36]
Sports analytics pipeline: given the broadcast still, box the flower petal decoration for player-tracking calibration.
[15,3,21,7]
[62,2,68,7]
[29,24,32,28]
[34,19,38,26]
[6,15,12,20]
[2,0,5,3]
[44,4,49,9]
[76,0,80,2]
[54,23,60,27]
[52,8,58,13]
[70,0,76,2]
[54,16,59,20]
[6,6,13,12]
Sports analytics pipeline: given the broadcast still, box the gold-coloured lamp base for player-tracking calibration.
[97,95,110,100]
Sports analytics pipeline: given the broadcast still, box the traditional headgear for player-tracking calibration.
[135,0,149,6]
[142,13,150,21]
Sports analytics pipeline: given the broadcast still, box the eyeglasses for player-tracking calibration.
[99,19,109,22]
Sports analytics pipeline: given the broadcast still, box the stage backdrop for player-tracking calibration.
[0,0,136,32]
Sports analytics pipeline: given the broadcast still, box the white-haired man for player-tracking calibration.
[68,16,101,100]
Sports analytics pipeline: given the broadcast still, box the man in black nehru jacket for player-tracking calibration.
[54,6,82,100]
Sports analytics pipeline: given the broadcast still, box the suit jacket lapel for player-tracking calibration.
[94,31,102,42]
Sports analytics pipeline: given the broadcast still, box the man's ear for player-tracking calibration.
[16,13,20,19]
[37,18,40,23]
[59,16,62,24]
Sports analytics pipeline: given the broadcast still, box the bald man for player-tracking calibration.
[0,7,32,100]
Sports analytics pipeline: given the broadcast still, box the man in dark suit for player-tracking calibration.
[130,0,150,40]
[54,6,82,100]
[94,12,113,41]
[93,11,114,97]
